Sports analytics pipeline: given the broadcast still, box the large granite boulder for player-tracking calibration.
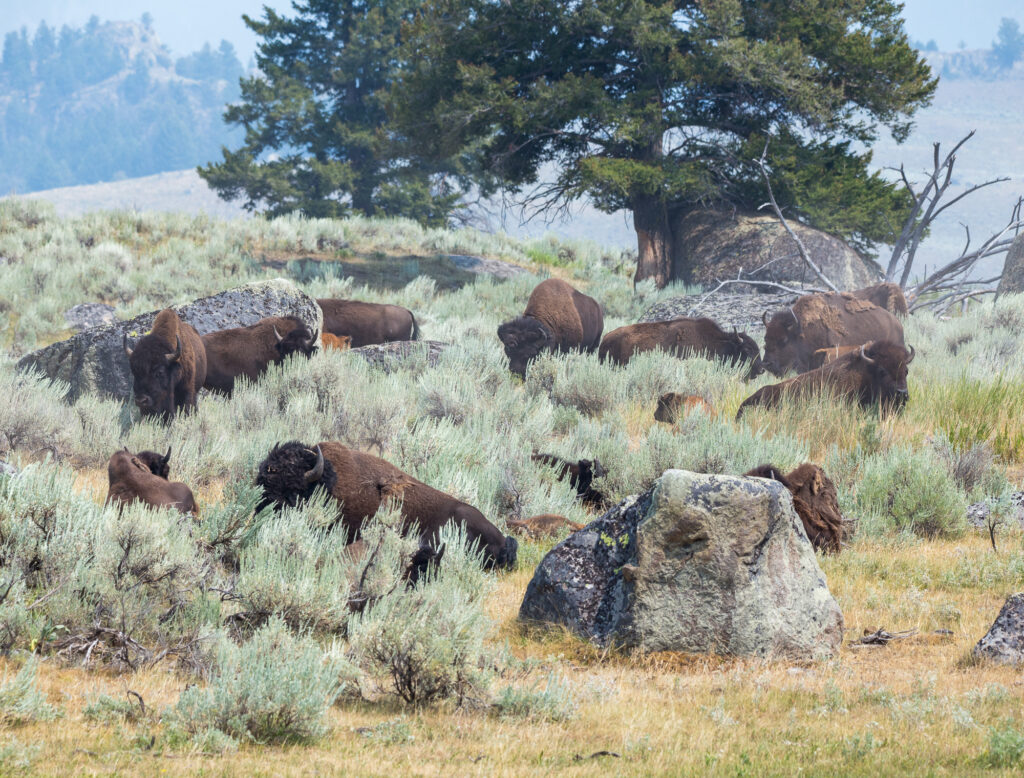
[673,209,879,291]
[17,279,322,403]
[973,593,1024,664]
[520,469,844,660]
[348,340,449,373]
[997,233,1024,295]
[639,290,800,334]
[64,303,116,332]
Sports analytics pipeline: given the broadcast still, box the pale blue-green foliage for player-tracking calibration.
[494,671,577,722]
[0,656,59,726]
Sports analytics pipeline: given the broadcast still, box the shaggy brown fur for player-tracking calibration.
[124,308,207,419]
[507,514,585,539]
[321,332,352,351]
[653,393,714,424]
[737,340,914,418]
[256,441,516,569]
[202,316,316,394]
[105,449,197,515]
[497,279,603,376]
[754,292,904,377]
[317,299,419,347]
[809,344,864,369]
[531,453,607,509]
[598,318,759,367]
[852,282,909,317]
[744,463,846,553]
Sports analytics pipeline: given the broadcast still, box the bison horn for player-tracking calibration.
[859,343,876,364]
[123,333,134,359]
[163,446,171,462]
[306,329,318,346]
[906,345,915,363]
[304,445,325,484]
[789,307,801,330]
[273,325,283,343]
[165,336,182,364]
[761,311,770,327]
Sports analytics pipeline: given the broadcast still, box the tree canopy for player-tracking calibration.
[392,0,937,285]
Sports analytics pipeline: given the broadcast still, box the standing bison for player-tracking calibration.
[202,316,317,394]
[752,292,904,378]
[106,449,197,515]
[737,340,914,418]
[497,278,603,377]
[744,463,846,553]
[256,441,517,570]
[123,308,207,420]
[598,318,759,367]
[318,299,419,347]
[852,282,908,317]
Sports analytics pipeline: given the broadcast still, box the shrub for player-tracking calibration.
[494,672,577,721]
[930,432,1000,497]
[0,656,59,726]
[981,722,1024,768]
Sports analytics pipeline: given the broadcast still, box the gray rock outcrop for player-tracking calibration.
[446,255,526,280]
[640,290,801,334]
[997,233,1024,295]
[17,279,322,403]
[520,469,844,660]
[672,210,879,291]
[64,303,116,331]
[973,593,1024,664]
[348,340,449,373]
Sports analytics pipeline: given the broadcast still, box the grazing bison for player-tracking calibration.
[531,453,607,509]
[852,282,909,318]
[497,279,603,377]
[105,449,197,515]
[135,447,172,479]
[318,299,419,347]
[752,292,904,378]
[654,393,714,424]
[598,318,759,367]
[255,441,517,570]
[507,514,585,539]
[124,308,207,419]
[737,340,914,418]
[202,316,317,394]
[321,333,352,351]
[744,463,846,553]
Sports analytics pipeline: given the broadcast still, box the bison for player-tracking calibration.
[531,453,607,509]
[852,282,909,318]
[321,333,352,351]
[809,344,863,369]
[202,316,317,394]
[317,299,419,347]
[653,393,715,424]
[752,292,904,378]
[599,318,759,367]
[744,463,846,553]
[105,448,197,515]
[507,514,585,539]
[255,441,517,570]
[737,340,914,418]
[124,308,207,420]
[135,447,172,478]
[497,278,603,377]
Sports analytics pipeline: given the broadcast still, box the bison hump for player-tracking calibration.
[843,298,876,314]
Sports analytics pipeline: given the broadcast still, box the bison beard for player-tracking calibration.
[744,463,846,553]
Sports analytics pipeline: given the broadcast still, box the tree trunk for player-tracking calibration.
[632,195,674,288]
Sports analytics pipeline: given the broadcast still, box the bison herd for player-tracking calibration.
[106,280,914,567]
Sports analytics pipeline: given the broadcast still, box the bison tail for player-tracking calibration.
[410,312,420,341]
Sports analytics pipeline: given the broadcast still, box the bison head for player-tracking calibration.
[488,535,518,571]
[497,316,554,377]
[135,447,172,479]
[255,441,339,513]
[274,321,318,361]
[124,332,184,419]
[759,308,804,377]
[728,328,761,366]
[786,463,845,551]
[857,340,914,412]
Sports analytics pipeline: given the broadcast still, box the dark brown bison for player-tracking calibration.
[752,292,904,378]
[531,453,607,509]
[321,333,352,351]
[317,299,419,347]
[737,340,914,418]
[105,449,197,515]
[653,393,715,424]
[507,514,585,539]
[135,447,172,478]
[744,463,846,553]
[598,318,759,367]
[497,279,604,377]
[123,308,207,419]
[255,441,517,570]
[852,282,908,317]
[202,316,317,394]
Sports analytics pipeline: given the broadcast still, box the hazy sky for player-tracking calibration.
[2,1,1022,59]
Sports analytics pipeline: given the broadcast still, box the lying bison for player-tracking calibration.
[256,441,517,570]
[318,299,419,347]
[737,340,914,418]
[752,292,904,378]
[531,453,607,509]
[202,316,317,394]
[497,278,603,377]
[507,514,585,539]
[653,393,714,424]
[321,333,352,351]
[852,282,908,318]
[599,318,759,367]
[744,463,845,553]
[105,448,197,515]
[135,447,172,478]
[124,308,207,420]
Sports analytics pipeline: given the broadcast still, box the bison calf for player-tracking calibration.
[498,278,603,377]
[318,299,419,347]
[744,463,846,553]
[321,333,352,351]
[202,316,317,394]
[654,393,714,424]
[599,318,759,367]
[124,308,207,420]
[507,514,585,540]
[531,453,607,509]
[106,449,197,515]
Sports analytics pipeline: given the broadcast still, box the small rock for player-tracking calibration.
[64,303,116,331]
[967,493,1024,528]
[447,254,526,280]
[348,340,448,373]
[974,593,1024,665]
[0,460,17,477]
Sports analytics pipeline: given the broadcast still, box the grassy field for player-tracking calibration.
[2,199,1024,775]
